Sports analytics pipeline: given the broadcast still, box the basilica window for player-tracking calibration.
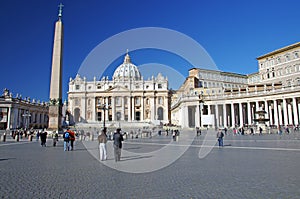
[135,97,140,106]
[74,98,80,106]
[158,97,163,105]
[75,85,80,90]
[158,84,162,89]
[294,52,299,59]
[116,97,121,106]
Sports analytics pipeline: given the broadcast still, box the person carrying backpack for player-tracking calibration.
[63,129,70,151]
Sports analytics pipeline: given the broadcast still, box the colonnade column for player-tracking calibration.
[111,97,115,121]
[278,101,283,125]
[128,97,131,121]
[288,101,293,125]
[6,107,11,130]
[283,99,288,125]
[150,97,155,121]
[223,104,227,127]
[247,102,252,125]
[273,100,279,126]
[264,100,269,126]
[215,104,219,128]
[268,101,273,125]
[140,97,144,121]
[132,97,135,121]
[121,96,125,120]
[231,103,235,127]
[195,103,200,128]
[105,97,109,121]
[164,97,168,123]
[239,103,243,127]
[293,97,299,125]
[208,105,211,115]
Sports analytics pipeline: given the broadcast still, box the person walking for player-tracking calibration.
[113,128,124,162]
[98,128,107,161]
[52,131,59,147]
[40,131,47,147]
[63,130,70,151]
[69,129,76,151]
[216,129,224,147]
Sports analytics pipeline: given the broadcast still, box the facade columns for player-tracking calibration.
[208,105,211,115]
[195,103,200,128]
[121,96,125,120]
[6,107,11,130]
[223,104,227,127]
[293,97,299,125]
[273,100,279,126]
[247,102,252,125]
[231,103,235,127]
[132,97,135,120]
[111,97,115,121]
[215,104,219,128]
[105,97,109,121]
[268,102,273,125]
[128,97,131,121]
[140,97,144,121]
[288,101,293,125]
[239,103,243,127]
[283,99,288,125]
[150,97,155,121]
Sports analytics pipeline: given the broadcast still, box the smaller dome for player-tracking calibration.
[113,52,141,81]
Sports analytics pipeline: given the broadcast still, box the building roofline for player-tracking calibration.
[257,42,300,60]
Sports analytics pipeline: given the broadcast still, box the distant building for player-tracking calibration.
[67,53,170,128]
[0,89,49,130]
[172,42,300,128]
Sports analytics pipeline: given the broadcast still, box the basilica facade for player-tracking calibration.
[67,53,170,128]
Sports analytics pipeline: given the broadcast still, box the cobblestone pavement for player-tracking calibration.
[0,131,300,199]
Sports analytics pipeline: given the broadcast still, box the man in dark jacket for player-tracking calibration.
[113,128,124,162]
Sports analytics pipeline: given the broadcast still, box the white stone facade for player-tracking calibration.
[0,89,49,130]
[67,53,170,128]
[172,42,300,129]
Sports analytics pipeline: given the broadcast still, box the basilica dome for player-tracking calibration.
[113,53,141,81]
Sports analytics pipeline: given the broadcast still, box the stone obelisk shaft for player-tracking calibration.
[48,17,64,131]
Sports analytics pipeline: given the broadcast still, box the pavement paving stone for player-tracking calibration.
[0,131,300,198]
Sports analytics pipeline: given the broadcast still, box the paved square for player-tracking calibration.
[1,130,300,198]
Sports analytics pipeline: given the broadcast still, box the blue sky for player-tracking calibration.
[0,0,299,102]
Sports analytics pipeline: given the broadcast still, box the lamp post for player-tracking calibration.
[97,103,110,129]
[22,111,31,130]
[199,94,204,128]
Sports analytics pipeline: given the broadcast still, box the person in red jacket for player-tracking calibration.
[68,129,76,151]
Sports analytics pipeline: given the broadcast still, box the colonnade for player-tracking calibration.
[207,96,299,128]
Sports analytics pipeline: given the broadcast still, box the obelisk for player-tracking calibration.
[48,3,64,131]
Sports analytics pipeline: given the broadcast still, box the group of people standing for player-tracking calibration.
[63,128,76,151]
[97,127,124,162]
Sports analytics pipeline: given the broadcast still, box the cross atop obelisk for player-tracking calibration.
[58,3,64,20]
[48,4,64,131]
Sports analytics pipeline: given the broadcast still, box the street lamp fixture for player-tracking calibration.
[199,94,204,128]
[97,103,110,129]
[22,111,31,130]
